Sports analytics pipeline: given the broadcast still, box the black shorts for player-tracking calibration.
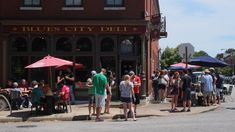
[120,97,132,103]
[133,93,140,105]
[158,84,166,90]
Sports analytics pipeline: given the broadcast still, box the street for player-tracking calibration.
[0,91,234,132]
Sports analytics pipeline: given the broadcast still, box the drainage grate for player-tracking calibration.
[226,107,235,110]
[16,125,37,128]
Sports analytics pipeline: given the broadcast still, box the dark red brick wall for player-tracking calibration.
[0,0,146,19]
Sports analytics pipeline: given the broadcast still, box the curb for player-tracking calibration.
[0,105,220,123]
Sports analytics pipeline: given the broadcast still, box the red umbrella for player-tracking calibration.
[25,55,73,68]
[25,55,75,90]
[55,63,84,70]
[170,62,200,69]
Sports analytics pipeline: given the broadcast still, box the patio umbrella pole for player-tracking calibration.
[49,67,53,91]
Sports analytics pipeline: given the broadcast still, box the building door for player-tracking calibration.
[120,60,137,77]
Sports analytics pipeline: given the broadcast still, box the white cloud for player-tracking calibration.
[159,0,235,57]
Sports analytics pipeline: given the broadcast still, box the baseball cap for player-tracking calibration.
[91,70,97,75]
[129,71,135,76]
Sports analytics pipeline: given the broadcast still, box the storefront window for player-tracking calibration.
[31,36,47,52]
[76,37,92,52]
[120,36,141,55]
[100,37,114,52]
[120,39,134,55]
[75,56,93,82]
[11,37,28,52]
[105,0,123,7]
[56,37,72,52]
[11,56,28,81]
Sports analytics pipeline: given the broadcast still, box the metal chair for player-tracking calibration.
[9,90,21,110]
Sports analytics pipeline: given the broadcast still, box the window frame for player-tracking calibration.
[22,0,41,7]
[105,0,124,7]
[64,0,83,7]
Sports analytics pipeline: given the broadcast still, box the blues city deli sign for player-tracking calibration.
[2,25,146,34]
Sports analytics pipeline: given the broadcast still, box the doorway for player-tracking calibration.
[120,60,137,77]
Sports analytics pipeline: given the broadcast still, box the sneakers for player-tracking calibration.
[187,109,191,112]
[19,105,23,110]
[95,118,104,122]
[180,109,186,112]
[163,99,167,103]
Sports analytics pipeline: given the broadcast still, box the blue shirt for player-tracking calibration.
[201,74,213,92]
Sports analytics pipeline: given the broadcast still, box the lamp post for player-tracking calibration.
[158,48,161,70]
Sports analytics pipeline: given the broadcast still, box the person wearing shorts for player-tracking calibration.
[201,69,213,106]
[180,70,192,112]
[92,68,110,122]
[86,70,97,117]
[129,71,141,115]
[120,74,137,121]
[158,70,168,102]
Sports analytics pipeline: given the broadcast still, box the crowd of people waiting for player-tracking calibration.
[152,68,225,112]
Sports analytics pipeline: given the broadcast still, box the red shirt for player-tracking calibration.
[61,85,70,101]
[132,75,141,94]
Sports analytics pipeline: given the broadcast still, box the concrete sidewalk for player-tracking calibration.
[0,100,219,123]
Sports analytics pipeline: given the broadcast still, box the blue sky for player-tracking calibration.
[159,0,235,57]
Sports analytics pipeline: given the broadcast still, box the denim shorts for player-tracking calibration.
[88,94,95,104]
[183,88,191,101]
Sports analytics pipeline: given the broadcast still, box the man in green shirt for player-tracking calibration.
[92,68,110,122]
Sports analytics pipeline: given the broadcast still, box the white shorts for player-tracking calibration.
[95,94,106,108]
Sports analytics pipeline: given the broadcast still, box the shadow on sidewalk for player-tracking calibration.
[72,115,90,121]
[7,111,31,121]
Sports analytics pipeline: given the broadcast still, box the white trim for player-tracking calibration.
[20,7,42,10]
[62,7,84,10]
[104,7,126,11]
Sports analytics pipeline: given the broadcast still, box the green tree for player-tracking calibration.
[193,50,208,58]
[160,47,181,69]
[216,48,235,76]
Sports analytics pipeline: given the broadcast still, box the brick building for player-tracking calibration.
[0,0,167,99]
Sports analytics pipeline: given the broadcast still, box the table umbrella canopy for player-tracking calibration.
[169,62,200,70]
[25,55,73,68]
[55,63,84,70]
[189,55,228,67]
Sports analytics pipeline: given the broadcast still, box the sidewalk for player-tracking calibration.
[0,100,219,123]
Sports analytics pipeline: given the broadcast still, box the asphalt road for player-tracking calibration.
[0,91,234,132]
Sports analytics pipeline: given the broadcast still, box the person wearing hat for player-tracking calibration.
[201,69,213,106]
[86,70,97,118]
[11,82,23,109]
[209,67,217,105]
[31,80,45,111]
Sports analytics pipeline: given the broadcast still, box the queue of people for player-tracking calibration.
[3,66,227,121]
[152,68,225,113]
